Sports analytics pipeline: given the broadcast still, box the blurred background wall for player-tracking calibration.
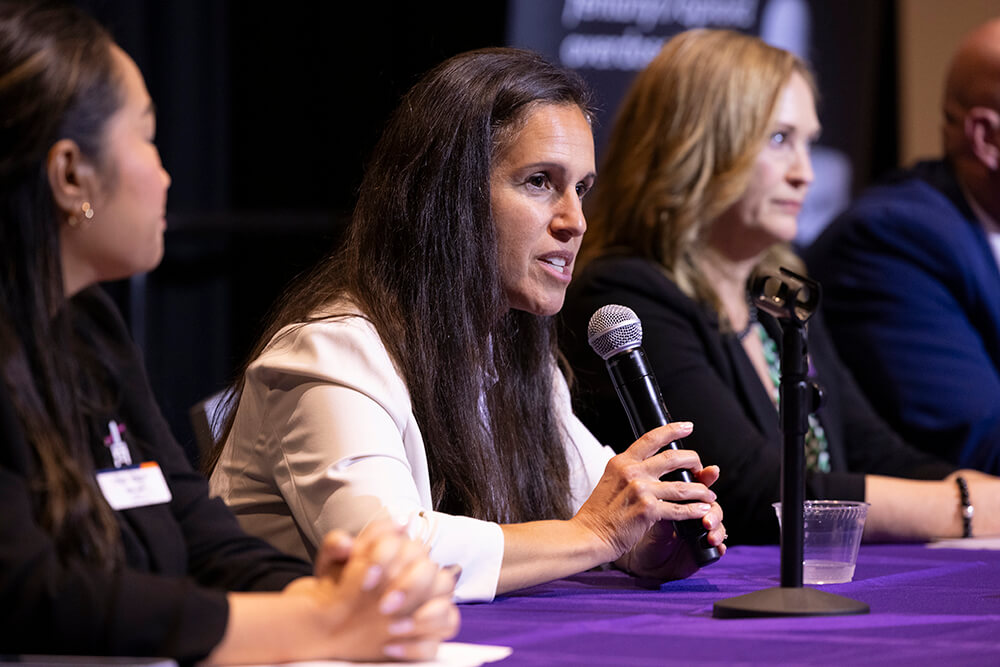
[70,0,996,463]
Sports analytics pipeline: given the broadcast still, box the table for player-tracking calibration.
[455,543,1000,665]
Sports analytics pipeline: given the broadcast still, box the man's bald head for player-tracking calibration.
[944,18,1000,121]
[942,18,1000,218]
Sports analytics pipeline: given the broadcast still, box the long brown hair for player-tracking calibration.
[581,29,812,319]
[207,48,593,523]
[0,1,124,564]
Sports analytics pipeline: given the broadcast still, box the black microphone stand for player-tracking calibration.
[713,268,869,618]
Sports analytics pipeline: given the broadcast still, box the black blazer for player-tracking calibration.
[561,254,953,544]
[0,287,311,662]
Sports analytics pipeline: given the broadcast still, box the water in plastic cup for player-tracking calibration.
[772,500,869,584]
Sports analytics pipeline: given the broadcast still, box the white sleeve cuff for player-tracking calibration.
[371,507,504,603]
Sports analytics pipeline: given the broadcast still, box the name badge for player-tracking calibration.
[96,461,173,510]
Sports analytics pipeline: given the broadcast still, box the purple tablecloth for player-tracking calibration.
[455,543,1000,665]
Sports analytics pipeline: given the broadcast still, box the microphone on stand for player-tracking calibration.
[587,304,720,566]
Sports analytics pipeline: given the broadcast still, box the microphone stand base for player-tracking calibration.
[712,586,870,618]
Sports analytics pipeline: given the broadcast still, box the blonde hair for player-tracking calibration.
[582,29,812,318]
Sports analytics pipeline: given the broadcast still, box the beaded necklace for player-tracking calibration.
[755,323,831,473]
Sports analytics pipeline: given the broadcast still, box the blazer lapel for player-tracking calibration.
[721,316,782,444]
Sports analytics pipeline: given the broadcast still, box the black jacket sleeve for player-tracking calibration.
[802,306,954,483]
[561,255,952,544]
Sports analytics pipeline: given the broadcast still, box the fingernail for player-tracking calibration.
[361,564,383,591]
[676,421,693,433]
[388,618,415,635]
[697,504,712,514]
[380,590,405,614]
[384,644,407,659]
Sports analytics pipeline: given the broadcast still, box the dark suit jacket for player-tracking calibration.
[806,160,1000,472]
[0,287,311,662]
[561,254,953,544]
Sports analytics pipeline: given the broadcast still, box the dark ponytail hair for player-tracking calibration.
[210,48,593,523]
[0,1,124,564]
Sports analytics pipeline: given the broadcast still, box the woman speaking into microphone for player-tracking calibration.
[207,47,726,602]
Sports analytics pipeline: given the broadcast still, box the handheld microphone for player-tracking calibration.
[587,304,720,566]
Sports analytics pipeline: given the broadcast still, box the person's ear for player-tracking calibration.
[965,106,1000,171]
[46,138,101,224]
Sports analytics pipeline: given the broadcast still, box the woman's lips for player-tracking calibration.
[538,253,574,280]
[773,199,803,214]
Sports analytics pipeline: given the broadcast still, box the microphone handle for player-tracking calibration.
[607,348,721,566]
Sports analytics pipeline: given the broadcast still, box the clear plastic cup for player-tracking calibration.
[772,500,870,584]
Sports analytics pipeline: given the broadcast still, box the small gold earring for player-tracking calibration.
[81,202,94,219]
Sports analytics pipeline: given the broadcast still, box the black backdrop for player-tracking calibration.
[75,0,507,462]
[72,0,896,465]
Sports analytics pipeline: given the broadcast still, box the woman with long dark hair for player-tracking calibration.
[208,47,726,602]
[0,2,456,662]
[561,29,1000,545]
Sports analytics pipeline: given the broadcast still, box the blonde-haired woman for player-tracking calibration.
[562,29,1000,545]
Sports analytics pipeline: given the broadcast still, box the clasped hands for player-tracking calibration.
[288,519,460,661]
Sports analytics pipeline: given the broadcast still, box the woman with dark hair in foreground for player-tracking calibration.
[0,2,457,662]
[208,47,726,602]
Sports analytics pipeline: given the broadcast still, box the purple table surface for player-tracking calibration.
[454,543,1000,666]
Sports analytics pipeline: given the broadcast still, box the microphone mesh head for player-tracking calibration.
[587,305,643,360]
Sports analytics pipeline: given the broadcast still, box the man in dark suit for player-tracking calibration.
[806,19,1000,473]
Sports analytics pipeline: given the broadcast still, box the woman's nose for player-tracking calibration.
[551,190,587,240]
[788,144,814,187]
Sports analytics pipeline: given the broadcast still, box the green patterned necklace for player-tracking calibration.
[754,323,831,473]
